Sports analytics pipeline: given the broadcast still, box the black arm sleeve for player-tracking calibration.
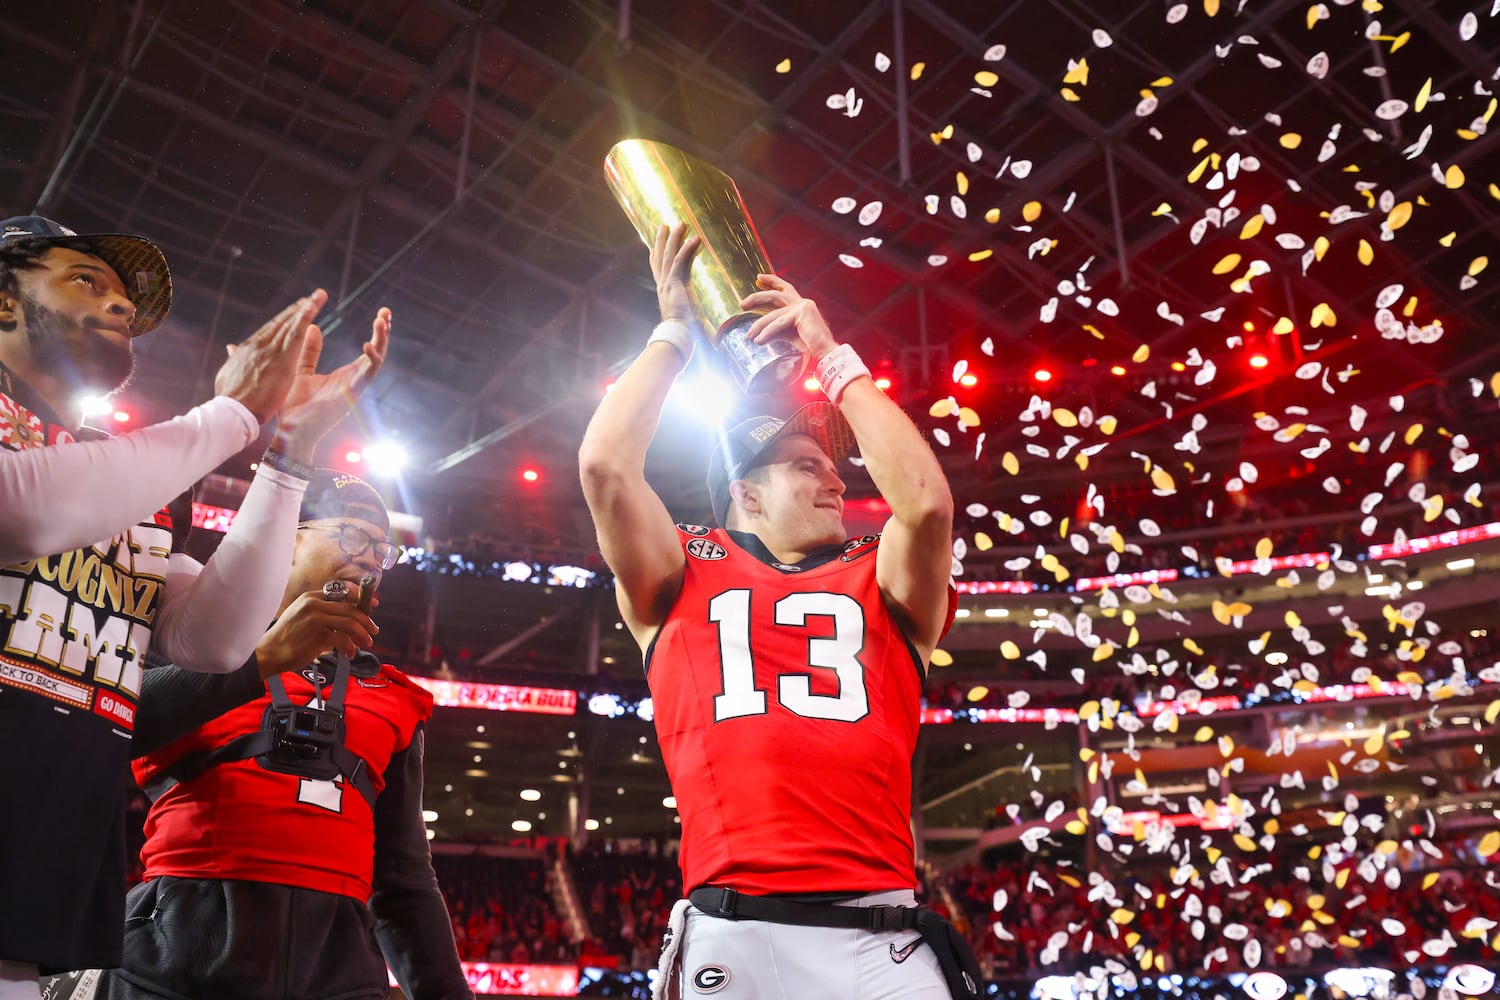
[132,654,267,759]
[370,724,474,1000]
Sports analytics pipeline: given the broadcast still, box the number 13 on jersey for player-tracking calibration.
[708,588,870,724]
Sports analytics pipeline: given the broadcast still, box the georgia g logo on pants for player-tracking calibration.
[691,965,730,994]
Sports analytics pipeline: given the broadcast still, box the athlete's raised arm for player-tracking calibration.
[578,223,697,648]
[741,276,954,660]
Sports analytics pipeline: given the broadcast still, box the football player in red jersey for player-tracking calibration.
[580,224,978,999]
[0,217,388,1000]
[47,470,471,1000]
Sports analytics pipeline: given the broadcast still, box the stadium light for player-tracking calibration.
[361,440,408,476]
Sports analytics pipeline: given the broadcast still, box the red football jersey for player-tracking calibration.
[648,526,932,896]
[133,663,432,899]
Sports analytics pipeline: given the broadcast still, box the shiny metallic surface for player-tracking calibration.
[604,139,805,394]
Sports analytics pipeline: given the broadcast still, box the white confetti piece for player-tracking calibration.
[831,196,857,214]
[858,201,883,225]
[837,253,863,268]
[874,52,891,72]
[983,44,1007,61]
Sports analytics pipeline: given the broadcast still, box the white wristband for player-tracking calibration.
[815,344,870,404]
[647,319,694,365]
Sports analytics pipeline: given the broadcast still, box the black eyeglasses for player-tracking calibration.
[298,522,401,569]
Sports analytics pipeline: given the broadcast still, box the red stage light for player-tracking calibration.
[803,377,819,391]
[1109,365,1126,376]
[874,376,892,391]
[1242,320,1256,333]
[1170,362,1186,372]
[345,450,362,463]
[111,410,130,422]
[959,373,978,387]
[522,468,540,483]
[1032,368,1053,383]
[1249,354,1270,369]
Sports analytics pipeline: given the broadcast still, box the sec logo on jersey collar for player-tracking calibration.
[687,538,728,560]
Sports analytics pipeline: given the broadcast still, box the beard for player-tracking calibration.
[23,294,135,393]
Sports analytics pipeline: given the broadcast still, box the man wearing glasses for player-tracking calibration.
[51,470,472,1000]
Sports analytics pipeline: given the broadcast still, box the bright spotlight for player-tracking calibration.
[671,372,736,423]
[78,395,111,417]
[361,441,408,476]
[511,819,533,832]
[1248,354,1269,369]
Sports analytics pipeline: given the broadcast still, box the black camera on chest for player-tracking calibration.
[257,701,346,781]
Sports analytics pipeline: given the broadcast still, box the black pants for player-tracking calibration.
[70,877,390,1000]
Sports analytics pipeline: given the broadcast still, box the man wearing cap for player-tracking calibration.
[0,216,389,997]
[579,224,968,999]
[44,470,471,1000]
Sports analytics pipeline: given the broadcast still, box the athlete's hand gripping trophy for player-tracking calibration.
[604,139,806,395]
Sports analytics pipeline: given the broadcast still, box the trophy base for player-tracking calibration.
[719,319,807,396]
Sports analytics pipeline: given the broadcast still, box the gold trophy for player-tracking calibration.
[604,139,806,395]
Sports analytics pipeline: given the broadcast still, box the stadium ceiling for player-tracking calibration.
[5,0,1499,546]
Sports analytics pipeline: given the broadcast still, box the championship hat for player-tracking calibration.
[0,215,173,335]
[299,469,390,534]
[707,401,857,527]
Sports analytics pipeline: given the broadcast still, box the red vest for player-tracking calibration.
[648,526,927,895]
[133,663,432,899]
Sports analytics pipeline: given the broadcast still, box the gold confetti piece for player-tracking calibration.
[1484,700,1500,724]
[1403,295,1418,317]
[910,62,925,81]
[1415,77,1433,112]
[1054,408,1078,427]
[1132,344,1150,363]
[1310,302,1336,328]
[1357,239,1373,265]
[1092,644,1114,662]
[1264,819,1280,836]
[1444,164,1465,188]
[956,171,969,196]
[1471,256,1489,276]
[1152,202,1173,216]
[1194,725,1214,742]
[1099,415,1118,434]
[1063,59,1089,86]
[1336,934,1360,949]
[1002,451,1019,475]
[1313,235,1329,261]
[1000,641,1020,660]
[1364,731,1384,754]
[1285,610,1301,628]
[1234,833,1257,852]
[1212,601,1231,625]
[1227,601,1252,617]
[966,685,989,702]
[1080,700,1100,720]
[1204,0,1220,15]
[1184,638,1203,655]
[1126,627,1139,648]
[1121,609,1135,626]
[1151,76,1173,87]
[1060,87,1081,102]
[1191,137,1208,154]
[775,58,792,73]
[1079,747,1096,762]
[1075,453,1089,471]
[1441,231,1457,247]
[1111,908,1136,924]
[1390,29,1409,52]
[1272,316,1295,334]
[958,406,981,427]
[1022,201,1042,222]
[1305,5,1320,29]
[984,207,1001,223]
[1422,873,1439,890]
[975,532,993,551]
[1065,819,1088,835]
[1335,868,1351,890]
[967,249,993,263]
[974,70,999,87]
[1404,423,1423,445]
[1213,253,1242,274]
[929,399,957,418]
[1150,467,1175,492]
[1279,132,1302,149]
[1481,831,1500,857]
[1255,537,1273,560]
[930,648,953,666]
[1187,155,1211,184]
[1240,214,1265,240]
